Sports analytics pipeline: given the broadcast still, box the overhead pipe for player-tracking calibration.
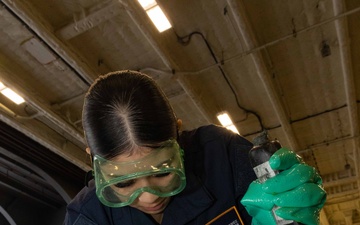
[320,210,330,225]
[332,0,360,204]
[1,0,97,85]
[139,6,360,78]
[0,55,85,148]
[0,0,92,145]
[297,135,359,154]
[0,56,89,172]
[0,146,72,204]
[0,206,16,225]
[0,179,59,209]
[325,193,359,205]
[0,161,63,202]
[322,173,357,188]
[226,0,299,150]
[332,0,359,154]
[0,0,96,170]
[0,113,91,172]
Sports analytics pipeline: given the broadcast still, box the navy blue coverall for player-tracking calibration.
[64,125,256,225]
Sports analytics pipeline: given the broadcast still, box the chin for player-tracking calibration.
[132,197,171,214]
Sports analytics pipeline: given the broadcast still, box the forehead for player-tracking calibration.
[111,146,153,163]
[99,145,176,175]
[109,144,176,164]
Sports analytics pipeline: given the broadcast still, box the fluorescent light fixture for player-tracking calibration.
[138,0,157,10]
[217,113,232,126]
[226,125,239,134]
[0,82,25,105]
[217,112,239,134]
[146,6,172,32]
[137,0,172,32]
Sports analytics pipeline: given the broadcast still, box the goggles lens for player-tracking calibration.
[93,140,186,207]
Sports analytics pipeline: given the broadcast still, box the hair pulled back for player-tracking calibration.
[83,70,177,159]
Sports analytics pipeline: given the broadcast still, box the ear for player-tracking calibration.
[177,119,182,131]
[86,147,94,168]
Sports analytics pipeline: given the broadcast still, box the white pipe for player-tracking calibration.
[332,0,360,211]
[0,146,72,204]
[0,206,16,225]
[0,113,91,172]
[0,180,59,209]
[333,0,359,138]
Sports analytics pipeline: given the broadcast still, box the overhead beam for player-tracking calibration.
[56,1,122,40]
[322,171,358,189]
[0,0,96,170]
[1,0,98,84]
[119,0,212,124]
[320,210,330,225]
[226,0,299,150]
[0,53,85,147]
[0,53,89,170]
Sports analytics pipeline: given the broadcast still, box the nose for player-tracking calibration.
[138,191,159,203]
[136,177,160,203]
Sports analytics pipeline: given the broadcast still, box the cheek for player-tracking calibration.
[129,198,140,207]
[151,173,175,185]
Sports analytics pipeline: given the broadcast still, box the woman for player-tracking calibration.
[64,70,325,225]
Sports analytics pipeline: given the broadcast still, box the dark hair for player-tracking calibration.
[83,70,177,159]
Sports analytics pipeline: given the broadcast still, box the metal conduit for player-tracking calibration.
[0,146,72,204]
[0,206,16,225]
[332,0,360,213]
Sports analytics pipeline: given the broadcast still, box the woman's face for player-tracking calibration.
[111,147,172,215]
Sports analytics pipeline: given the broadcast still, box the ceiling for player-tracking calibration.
[0,0,359,224]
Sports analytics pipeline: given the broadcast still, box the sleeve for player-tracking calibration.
[228,133,257,197]
[226,131,257,225]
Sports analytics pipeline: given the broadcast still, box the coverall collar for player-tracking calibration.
[110,172,214,225]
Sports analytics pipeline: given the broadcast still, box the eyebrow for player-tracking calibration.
[155,158,173,167]
[106,158,174,178]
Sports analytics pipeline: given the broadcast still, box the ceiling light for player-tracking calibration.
[217,112,239,134]
[0,82,25,105]
[137,0,172,32]
[138,0,157,10]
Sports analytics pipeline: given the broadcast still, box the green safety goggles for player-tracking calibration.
[93,140,186,207]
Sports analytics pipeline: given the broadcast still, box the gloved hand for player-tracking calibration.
[241,148,327,225]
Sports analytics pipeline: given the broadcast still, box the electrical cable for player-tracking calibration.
[175,31,265,130]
